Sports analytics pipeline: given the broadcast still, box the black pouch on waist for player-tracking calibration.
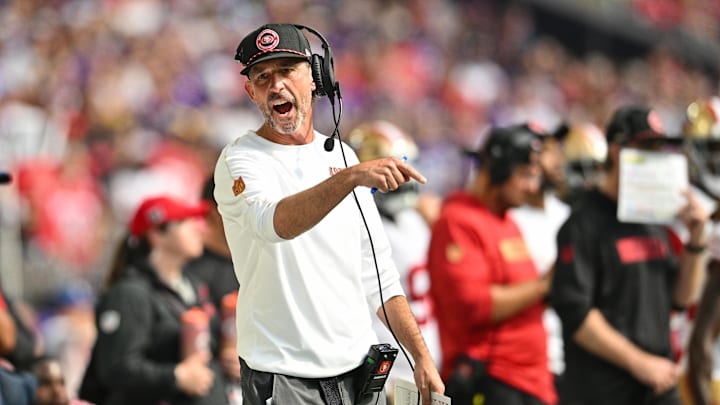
[354,343,398,400]
[445,354,488,403]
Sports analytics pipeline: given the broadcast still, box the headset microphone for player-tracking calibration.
[0,172,11,184]
[324,136,335,152]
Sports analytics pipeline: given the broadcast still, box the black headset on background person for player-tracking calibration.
[606,106,636,146]
[481,124,543,184]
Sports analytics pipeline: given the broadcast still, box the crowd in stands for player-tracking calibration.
[0,0,718,401]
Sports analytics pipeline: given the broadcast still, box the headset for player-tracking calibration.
[235,24,342,150]
[293,24,340,104]
[292,24,343,152]
[606,107,635,146]
[482,124,543,185]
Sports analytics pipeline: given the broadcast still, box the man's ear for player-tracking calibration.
[308,65,316,92]
[607,143,622,170]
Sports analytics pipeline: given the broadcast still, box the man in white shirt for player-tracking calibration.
[214,23,443,405]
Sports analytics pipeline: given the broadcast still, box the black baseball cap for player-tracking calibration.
[606,106,682,146]
[235,24,312,76]
[463,123,545,162]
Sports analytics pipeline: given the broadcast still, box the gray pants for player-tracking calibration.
[240,358,386,405]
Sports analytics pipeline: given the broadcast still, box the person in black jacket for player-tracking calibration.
[549,106,709,405]
[79,195,227,405]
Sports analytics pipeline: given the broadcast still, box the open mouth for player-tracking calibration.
[273,101,293,115]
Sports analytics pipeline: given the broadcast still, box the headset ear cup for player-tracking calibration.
[311,54,326,97]
[488,145,510,184]
[322,45,336,97]
[489,161,510,184]
[487,145,505,185]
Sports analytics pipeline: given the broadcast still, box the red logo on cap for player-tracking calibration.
[647,110,664,133]
[378,361,392,375]
[256,29,280,51]
[527,120,546,135]
[146,207,166,225]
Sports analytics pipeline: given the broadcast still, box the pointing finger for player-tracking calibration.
[399,162,427,184]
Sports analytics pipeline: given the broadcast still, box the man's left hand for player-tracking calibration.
[412,356,445,405]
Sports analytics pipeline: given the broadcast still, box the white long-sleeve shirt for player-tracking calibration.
[214,130,404,378]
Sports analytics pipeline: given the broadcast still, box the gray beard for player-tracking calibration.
[263,107,306,135]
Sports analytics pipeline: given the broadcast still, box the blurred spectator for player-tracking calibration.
[683,97,720,201]
[549,106,709,405]
[1,288,42,372]
[0,361,36,405]
[39,281,96,398]
[684,251,720,405]
[0,288,16,359]
[78,196,227,405]
[14,140,112,299]
[428,124,556,404]
[0,288,36,405]
[32,356,93,405]
[511,123,571,399]
[559,121,608,207]
[675,96,720,405]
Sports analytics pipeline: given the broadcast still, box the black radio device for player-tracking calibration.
[355,343,399,399]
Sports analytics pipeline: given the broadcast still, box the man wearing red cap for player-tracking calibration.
[214,23,442,405]
[549,106,709,405]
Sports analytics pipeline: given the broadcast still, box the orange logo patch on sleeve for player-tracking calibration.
[499,237,531,262]
[446,242,463,263]
[232,177,246,196]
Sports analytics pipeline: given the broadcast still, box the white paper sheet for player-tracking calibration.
[617,149,688,224]
[394,379,451,405]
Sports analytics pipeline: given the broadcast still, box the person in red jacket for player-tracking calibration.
[427,123,557,405]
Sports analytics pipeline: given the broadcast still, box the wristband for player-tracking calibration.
[684,243,707,254]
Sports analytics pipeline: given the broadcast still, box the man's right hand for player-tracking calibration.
[174,351,214,397]
[355,157,427,193]
[629,351,681,395]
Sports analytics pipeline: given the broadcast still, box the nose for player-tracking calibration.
[268,72,287,92]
